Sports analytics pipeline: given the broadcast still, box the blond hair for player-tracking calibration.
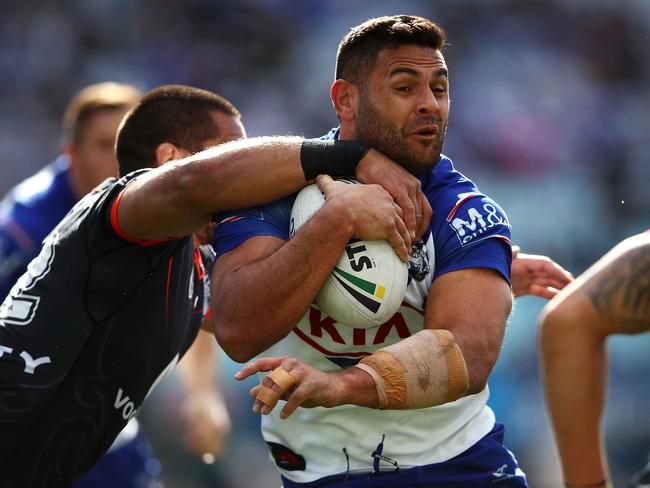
[62,82,142,143]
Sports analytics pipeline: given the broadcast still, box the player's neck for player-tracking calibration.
[338,125,357,141]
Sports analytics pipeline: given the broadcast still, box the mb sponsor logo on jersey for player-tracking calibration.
[446,193,511,247]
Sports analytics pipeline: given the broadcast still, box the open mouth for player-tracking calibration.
[411,126,438,139]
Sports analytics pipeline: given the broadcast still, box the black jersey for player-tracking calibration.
[0,170,211,488]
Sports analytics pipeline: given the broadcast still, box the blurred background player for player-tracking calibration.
[0,82,141,299]
[539,231,650,488]
[0,82,231,487]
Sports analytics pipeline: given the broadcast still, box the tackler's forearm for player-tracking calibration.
[355,329,469,409]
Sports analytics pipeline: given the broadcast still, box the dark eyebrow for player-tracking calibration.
[388,67,448,79]
[389,67,419,78]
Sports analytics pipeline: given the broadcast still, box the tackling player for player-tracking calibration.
[540,231,650,488]
[212,15,571,487]
[0,82,230,488]
[0,83,423,487]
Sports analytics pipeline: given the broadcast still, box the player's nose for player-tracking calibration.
[416,89,439,115]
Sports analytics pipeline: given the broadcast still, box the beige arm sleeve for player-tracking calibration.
[354,329,468,409]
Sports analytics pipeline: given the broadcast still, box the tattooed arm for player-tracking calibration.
[539,232,650,488]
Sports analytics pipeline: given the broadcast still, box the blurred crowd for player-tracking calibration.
[1,0,649,486]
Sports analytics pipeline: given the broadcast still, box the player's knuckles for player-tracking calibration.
[383,220,399,237]
[399,193,416,211]
[280,357,298,371]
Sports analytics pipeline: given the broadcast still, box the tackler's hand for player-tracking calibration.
[354,148,431,241]
[181,392,231,463]
[235,356,344,419]
[511,246,574,300]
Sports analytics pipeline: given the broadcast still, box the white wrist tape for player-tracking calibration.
[355,329,468,409]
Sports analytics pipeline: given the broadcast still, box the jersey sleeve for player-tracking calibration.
[103,169,179,247]
[211,196,294,258]
[432,193,512,283]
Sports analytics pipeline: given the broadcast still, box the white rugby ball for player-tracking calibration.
[290,179,408,329]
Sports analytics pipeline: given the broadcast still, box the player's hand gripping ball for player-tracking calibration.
[290,179,408,329]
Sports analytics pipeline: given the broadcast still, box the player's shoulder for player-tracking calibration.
[0,156,78,240]
[421,155,479,202]
[89,168,152,210]
[423,155,511,245]
[422,154,493,216]
[43,171,131,241]
[6,156,72,206]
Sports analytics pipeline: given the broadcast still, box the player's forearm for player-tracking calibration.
[120,137,306,240]
[540,305,609,486]
[119,137,374,241]
[424,269,512,394]
[213,202,355,363]
[178,137,306,215]
[177,329,218,396]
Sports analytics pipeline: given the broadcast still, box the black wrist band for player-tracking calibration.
[300,139,370,180]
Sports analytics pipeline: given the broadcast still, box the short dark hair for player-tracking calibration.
[115,84,240,176]
[335,15,446,85]
[62,82,142,144]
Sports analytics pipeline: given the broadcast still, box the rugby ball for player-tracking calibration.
[290,180,408,329]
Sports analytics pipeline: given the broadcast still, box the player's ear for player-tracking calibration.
[61,141,75,158]
[331,79,358,123]
[154,142,188,166]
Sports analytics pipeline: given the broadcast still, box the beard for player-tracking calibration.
[355,91,447,176]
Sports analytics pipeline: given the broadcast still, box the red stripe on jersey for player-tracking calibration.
[446,192,483,222]
[218,216,243,224]
[493,235,512,245]
[193,248,206,280]
[110,188,178,247]
[165,257,173,323]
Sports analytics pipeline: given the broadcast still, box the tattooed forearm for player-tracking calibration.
[586,243,650,332]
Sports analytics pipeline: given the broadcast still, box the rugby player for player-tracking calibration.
[0,82,141,299]
[212,15,571,488]
[0,82,169,486]
[0,84,421,487]
[540,231,650,488]
[0,83,234,487]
